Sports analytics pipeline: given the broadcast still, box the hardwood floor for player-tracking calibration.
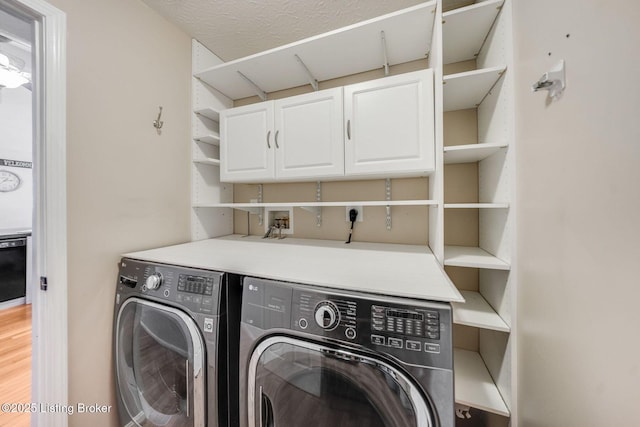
[0,304,31,427]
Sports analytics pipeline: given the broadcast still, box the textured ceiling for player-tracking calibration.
[141,0,426,61]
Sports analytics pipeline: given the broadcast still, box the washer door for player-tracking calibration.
[115,298,205,427]
[248,336,433,427]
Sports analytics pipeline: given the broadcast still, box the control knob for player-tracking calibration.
[145,273,163,290]
[314,301,340,330]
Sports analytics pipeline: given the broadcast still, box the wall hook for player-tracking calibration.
[532,60,566,101]
[153,106,164,133]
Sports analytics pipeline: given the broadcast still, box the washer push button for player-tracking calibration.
[388,337,403,349]
[371,335,385,346]
[406,340,421,351]
[425,343,441,354]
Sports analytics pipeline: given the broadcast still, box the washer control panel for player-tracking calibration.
[117,258,223,315]
[371,305,441,340]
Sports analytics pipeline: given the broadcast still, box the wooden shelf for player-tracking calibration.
[452,291,509,332]
[444,203,508,209]
[443,66,506,112]
[193,133,220,145]
[195,2,437,100]
[444,245,510,270]
[443,0,504,64]
[444,142,507,164]
[194,107,220,122]
[193,158,221,167]
[193,200,438,209]
[454,348,510,417]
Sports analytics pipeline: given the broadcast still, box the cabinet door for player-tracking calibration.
[344,69,434,177]
[220,102,275,182]
[274,88,344,180]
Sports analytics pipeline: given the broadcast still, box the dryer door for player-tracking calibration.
[248,336,434,427]
[115,298,205,427]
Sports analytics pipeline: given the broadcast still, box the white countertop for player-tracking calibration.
[124,235,464,303]
[0,228,32,238]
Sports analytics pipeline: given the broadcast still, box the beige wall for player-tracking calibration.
[46,0,191,425]
[514,1,640,425]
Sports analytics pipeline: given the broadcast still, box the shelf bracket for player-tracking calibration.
[237,71,267,101]
[300,182,323,226]
[257,184,264,225]
[385,178,392,230]
[381,31,390,76]
[316,181,322,226]
[294,54,319,91]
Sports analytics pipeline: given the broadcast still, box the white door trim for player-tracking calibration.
[8,0,67,426]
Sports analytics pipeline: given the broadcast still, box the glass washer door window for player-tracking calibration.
[248,336,433,427]
[115,297,205,427]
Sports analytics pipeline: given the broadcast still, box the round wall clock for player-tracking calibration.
[0,170,21,192]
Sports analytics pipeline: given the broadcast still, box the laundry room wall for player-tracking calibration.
[513,0,640,425]
[45,0,191,426]
[0,85,32,230]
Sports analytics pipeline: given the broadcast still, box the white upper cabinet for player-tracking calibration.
[220,88,343,183]
[344,69,435,177]
[220,70,435,183]
[274,88,344,180]
[220,102,275,182]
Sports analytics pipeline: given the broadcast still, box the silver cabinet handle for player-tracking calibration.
[275,130,280,148]
[266,131,271,148]
[347,120,351,140]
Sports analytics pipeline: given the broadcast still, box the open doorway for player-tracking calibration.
[0,6,34,427]
[0,1,67,426]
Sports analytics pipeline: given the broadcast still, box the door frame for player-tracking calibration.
[6,0,67,426]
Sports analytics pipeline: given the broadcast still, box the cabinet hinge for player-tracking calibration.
[40,276,48,291]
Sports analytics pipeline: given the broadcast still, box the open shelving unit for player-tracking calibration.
[444,245,510,270]
[454,348,510,417]
[439,0,516,423]
[443,65,506,111]
[193,132,220,145]
[194,106,220,121]
[191,40,234,240]
[452,290,510,332]
[444,142,508,164]
[444,203,508,208]
[442,0,504,64]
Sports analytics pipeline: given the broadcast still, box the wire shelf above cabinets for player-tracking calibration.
[195,2,437,100]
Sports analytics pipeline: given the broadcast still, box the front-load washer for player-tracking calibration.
[113,258,241,427]
[239,276,454,427]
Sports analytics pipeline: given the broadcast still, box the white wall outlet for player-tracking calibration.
[345,206,364,222]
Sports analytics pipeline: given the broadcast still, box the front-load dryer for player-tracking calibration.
[114,258,241,427]
[239,276,454,427]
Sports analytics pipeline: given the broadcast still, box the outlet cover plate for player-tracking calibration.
[345,206,364,222]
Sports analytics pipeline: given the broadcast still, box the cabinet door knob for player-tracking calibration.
[266,130,271,148]
[275,130,280,148]
[347,120,351,140]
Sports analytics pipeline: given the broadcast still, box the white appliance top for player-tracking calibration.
[123,235,464,303]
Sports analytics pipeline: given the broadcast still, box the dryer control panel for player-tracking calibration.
[288,285,452,369]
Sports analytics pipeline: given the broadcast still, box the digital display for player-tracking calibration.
[386,309,423,321]
[178,274,213,295]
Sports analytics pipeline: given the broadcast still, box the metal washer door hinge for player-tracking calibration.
[40,276,48,291]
